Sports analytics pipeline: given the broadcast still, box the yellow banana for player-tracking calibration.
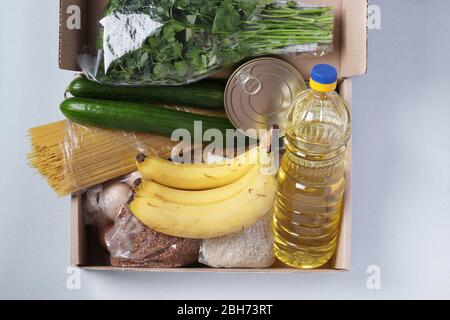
[135,165,259,206]
[136,147,258,190]
[130,169,277,239]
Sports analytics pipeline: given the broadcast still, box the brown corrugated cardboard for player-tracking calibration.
[59,0,104,70]
[61,0,367,272]
[341,0,368,77]
[59,0,84,70]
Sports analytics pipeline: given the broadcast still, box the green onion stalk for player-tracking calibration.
[241,6,333,53]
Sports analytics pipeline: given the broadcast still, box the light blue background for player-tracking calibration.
[0,0,449,299]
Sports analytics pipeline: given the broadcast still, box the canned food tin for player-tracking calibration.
[225,57,306,139]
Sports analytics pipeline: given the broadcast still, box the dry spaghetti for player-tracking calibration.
[28,120,177,196]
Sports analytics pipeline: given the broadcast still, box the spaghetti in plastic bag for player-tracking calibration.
[28,120,177,196]
[80,0,334,86]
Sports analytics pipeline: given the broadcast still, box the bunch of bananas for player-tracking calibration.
[130,148,277,239]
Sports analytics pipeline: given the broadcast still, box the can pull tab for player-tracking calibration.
[237,71,262,96]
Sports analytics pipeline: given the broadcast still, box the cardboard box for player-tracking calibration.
[60,0,368,272]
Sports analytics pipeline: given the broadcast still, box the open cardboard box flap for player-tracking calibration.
[60,0,366,272]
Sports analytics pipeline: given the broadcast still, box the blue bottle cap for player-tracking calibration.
[311,64,338,85]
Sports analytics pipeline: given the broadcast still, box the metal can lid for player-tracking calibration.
[225,57,306,139]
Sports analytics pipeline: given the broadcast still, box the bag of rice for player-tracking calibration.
[199,213,274,268]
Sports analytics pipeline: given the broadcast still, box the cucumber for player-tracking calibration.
[67,77,225,110]
[60,97,234,138]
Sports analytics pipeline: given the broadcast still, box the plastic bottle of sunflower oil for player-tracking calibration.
[273,64,351,269]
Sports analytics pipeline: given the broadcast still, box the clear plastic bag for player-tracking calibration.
[83,172,140,227]
[105,205,200,268]
[83,178,200,268]
[28,120,178,196]
[80,0,334,86]
[199,212,275,268]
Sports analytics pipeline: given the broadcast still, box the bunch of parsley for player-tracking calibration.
[95,0,333,85]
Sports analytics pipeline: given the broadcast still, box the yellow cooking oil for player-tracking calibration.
[273,64,351,269]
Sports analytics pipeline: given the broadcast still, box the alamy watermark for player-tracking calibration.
[368,4,382,30]
[366,265,382,290]
[66,5,81,30]
[170,122,280,175]
[66,266,81,290]
[66,3,382,32]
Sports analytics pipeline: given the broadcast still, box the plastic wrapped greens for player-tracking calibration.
[80,0,334,86]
